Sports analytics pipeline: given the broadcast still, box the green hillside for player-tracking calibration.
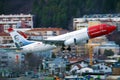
[0,0,120,45]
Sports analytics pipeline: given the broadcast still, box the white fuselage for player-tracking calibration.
[22,42,56,53]
[21,28,89,53]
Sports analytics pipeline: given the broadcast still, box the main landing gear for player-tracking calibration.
[61,45,71,52]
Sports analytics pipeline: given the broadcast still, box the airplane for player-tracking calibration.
[7,23,116,53]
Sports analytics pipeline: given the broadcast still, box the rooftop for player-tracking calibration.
[0,32,10,36]
[27,28,63,31]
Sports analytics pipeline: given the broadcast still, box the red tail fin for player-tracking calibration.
[18,31,28,38]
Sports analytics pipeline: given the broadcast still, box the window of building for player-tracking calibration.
[105,67,108,70]
[101,67,103,70]
[53,31,57,36]
[1,56,7,59]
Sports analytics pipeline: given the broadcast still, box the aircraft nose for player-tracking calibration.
[108,25,116,33]
[88,24,116,38]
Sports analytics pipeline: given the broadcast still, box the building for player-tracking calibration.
[0,50,25,77]
[0,31,29,44]
[73,14,120,31]
[0,32,11,44]
[70,61,89,72]
[92,63,112,74]
[0,51,25,69]
[26,27,68,39]
[112,62,120,75]
[43,58,67,75]
[0,14,33,32]
[94,41,120,55]
[0,50,8,69]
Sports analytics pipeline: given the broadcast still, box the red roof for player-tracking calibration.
[68,57,83,63]
[0,32,10,36]
[76,64,82,69]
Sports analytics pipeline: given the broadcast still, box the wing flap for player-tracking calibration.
[42,40,65,46]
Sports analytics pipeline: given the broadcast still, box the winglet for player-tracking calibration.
[8,27,14,32]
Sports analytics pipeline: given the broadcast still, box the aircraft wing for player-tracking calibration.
[41,38,90,46]
[42,40,65,46]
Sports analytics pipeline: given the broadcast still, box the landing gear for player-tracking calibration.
[67,46,71,51]
[61,45,65,51]
[61,45,71,52]
[61,46,65,51]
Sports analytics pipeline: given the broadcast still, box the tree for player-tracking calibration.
[118,58,120,62]
[25,53,42,70]
[66,65,71,71]
[0,0,5,14]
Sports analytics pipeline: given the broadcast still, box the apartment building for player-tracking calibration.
[0,50,25,76]
[0,14,33,32]
[0,51,8,69]
[0,32,11,44]
[26,27,68,39]
[96,41,120,55]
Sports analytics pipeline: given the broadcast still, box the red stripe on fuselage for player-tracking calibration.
[88,24,116,38]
